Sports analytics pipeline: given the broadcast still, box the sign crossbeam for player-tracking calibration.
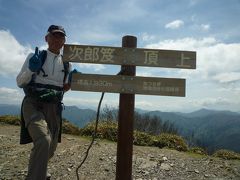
[63,44,196,69]
[71,73,186,97]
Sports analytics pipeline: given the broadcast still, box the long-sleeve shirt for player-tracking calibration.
[17,49,71,90]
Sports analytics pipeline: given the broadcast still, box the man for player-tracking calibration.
[16,25,72,180]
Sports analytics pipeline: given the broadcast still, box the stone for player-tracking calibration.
[160,163,171,171]
[194,169,199,173]
[162,156,168,161]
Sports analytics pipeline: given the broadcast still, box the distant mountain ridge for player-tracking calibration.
[145,108,240,153]
[179,108,240,118]
[0,104,96,128]
[0,104,21,115]
[62,105,96,127]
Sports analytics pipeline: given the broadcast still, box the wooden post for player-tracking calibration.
[116,35,137,180]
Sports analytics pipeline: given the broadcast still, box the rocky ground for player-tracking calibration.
[1,124,240,180]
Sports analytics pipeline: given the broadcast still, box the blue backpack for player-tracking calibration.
[38,50,69,82]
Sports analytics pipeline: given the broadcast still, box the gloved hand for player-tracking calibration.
[68,69,78,84]
[28,47,45,72]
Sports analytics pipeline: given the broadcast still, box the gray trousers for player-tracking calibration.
[22,97,61,180]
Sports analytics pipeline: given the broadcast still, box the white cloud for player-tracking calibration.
[0,30,32,77]
[67,0,147,44]
[188,97,240,111]
[212,72,240,83]
[201,24,210,31]
[134,95,240,112]
[145,37,240,84]
[95,0,147,23]
[136,68,154,77]
[146,37,217,50]
[0,30,107,76]
[76,30,118,44]
[76,63,105,72]
[63,96,100,107]
[141,32,156,42]
[0,87,19,94]
[189,0,200,6]
[165,20,184,29]
[0,87,23,104]
[63,92,119,109]
[198,97,231,106]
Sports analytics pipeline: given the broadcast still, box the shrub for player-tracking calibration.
[62,120,81,135]
[213,149,240,160]
[0,115,20,125]
[80,121,96,136]
[81,121,189,152]
[188,147,207,155]
[97,121,118,141]
[133,131,155,146]
[81,120,118,141]
[153,133,188,152]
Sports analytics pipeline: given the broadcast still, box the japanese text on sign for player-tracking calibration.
[68,46,115,63]
[142,81,180,93]
[144,51,159,65]
[71,73,185,96]
[63,44,196,69]
[143,50,191,68]
[77,79,113,87]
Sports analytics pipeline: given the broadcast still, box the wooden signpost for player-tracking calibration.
[63,44,196,69]
[63,36,196,180]
[71,73,186,97]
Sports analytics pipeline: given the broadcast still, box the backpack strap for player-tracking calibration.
[37,50,48,77]
[62,61,70,83]
[24,51,69,95]
[36,50,68,82]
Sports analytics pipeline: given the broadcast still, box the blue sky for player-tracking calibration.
[0,0,240,112]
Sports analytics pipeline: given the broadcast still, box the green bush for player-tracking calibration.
[213,149,240,160]
[0,115,20,125]
[81,120,118,141]
[188,147,207,155]
[62,120,81,135]
[133,131,155,146]
[153,133,188,152]
[80,122,95,136]
[97,121,118,141]
[81,122,189,152]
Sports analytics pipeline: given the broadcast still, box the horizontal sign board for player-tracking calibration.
[71,73,186,97]
[63,44,196,69]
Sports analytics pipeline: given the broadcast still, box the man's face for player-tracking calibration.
[46,32,65,52]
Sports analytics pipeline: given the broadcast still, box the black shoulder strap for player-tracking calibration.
[63,61,70,83]
[32,51,69,83]
[37,50,48,77]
